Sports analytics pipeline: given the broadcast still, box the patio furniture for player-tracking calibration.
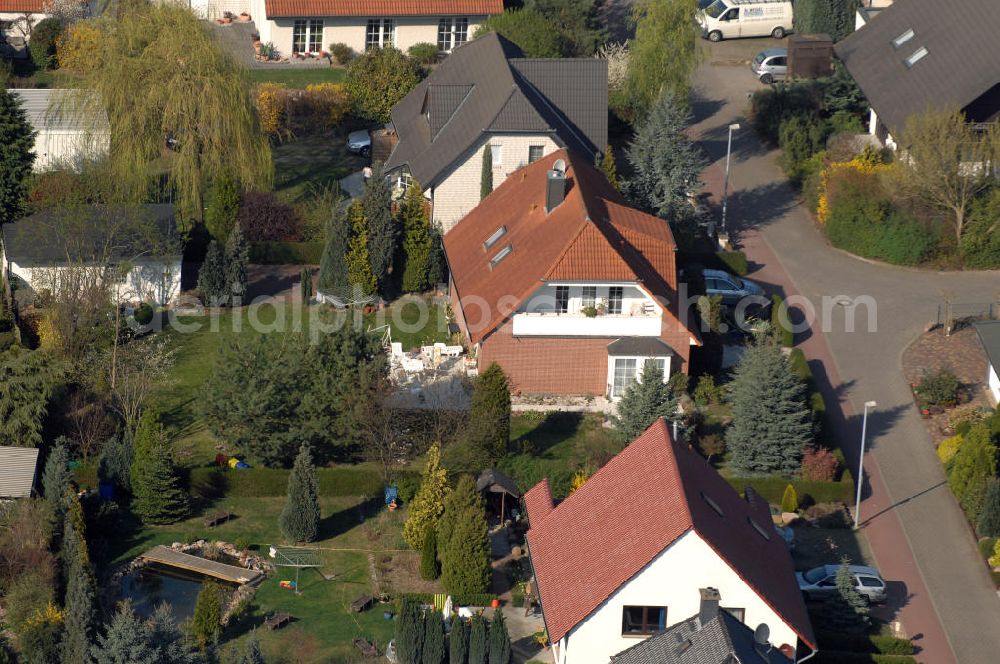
[203,511,234,528]
[264,612,292,630]
[353,638,378,658]
[351,595,375,613]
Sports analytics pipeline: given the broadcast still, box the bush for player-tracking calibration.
[302,83,350,129]
[715,251,748,276]
[962,187,1000,269]
[780,484,799,512]
[979,536,998,560]
[30,18,63,70]
[473,9,565,59]
[256,82,289,135]
[937,435,963,464]
[801,447,839,481]
[238,192,301,241]
[814,631,915,656]
[189,466,419,499]
[408,42,439,65]
[133,303,154,326]
[772,294,794,348]
[328,42,355,65]
[749,81,824,145]
[812,653,916,664]
[793,0,858,42]
[56,21,102,72]
[779,114,830,185]
[915,368,960,408]
[344,47,421,123]
[693,374,723,406]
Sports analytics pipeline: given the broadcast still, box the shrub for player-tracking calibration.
[749,81,824,145]
[915,368,960,408]
[328,42,355,65]
[989,539,1000,568]
[715,251,748,276]
[302,83,350,129]
[780,484,799,512]
[238,192,301,241]
[771,294,794,348]
[56,21,102,72]
[793,0,859,42]
[474,9,565,59]
[693,375,722,406]
[801,446,839,481]
[979,536,998,560]
[962,187,1000,269]
[408,42,439,65]
[133,303,154,326]
[30,18,63,70]
[344,47,421,123]
[256,82,289,135]
[814,631,915,656]
[978,478,1000,537]
[779,114,830,185]
[937,435,963,464]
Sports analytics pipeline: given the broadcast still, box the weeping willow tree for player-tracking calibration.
[65,3,272,228]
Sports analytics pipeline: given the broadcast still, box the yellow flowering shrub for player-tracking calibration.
[303,83,350,129]
[255,82,288,135]
[937,435,963,465]
[816,155,890,224]
[568,469,591,495]
[989,539,1000,568]
[36,312,62,351]
[56,21,102,73]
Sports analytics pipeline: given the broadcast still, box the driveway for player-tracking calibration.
[689,38,1000,663]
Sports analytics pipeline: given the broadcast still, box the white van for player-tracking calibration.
[699,0,793,42]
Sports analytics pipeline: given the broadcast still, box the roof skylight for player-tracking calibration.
[489,244,513,268]
[892,28,915,48]
[749,518,771,541]
[905,46,928,68]
[484,225,507,250]
[702,492,724,517]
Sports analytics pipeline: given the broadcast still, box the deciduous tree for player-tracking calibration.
[403,442,450,549]
[344,47,421,123]
[611,360,679,442]
[625,0,701,120]
[474,10,564,58]
[279,445,321,543]
[525,0,604,56]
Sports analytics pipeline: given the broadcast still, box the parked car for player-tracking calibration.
[346,129,371,156]
[796,565,888,604]
[702,268,766,307]
[751,48,788,85]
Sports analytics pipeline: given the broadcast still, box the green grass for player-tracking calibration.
[272,131,359,202]
[248,67,346,88]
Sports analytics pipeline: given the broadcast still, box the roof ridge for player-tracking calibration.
[509,63,596,158]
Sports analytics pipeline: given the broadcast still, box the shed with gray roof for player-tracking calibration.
[8,88,108,171]
[0,446,40,498]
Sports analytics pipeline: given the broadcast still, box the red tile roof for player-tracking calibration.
[263,0,502,18]
[444,149,696,346]
[0,0,47,12]
[525,419,816,651]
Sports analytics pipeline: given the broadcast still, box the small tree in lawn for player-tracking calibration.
[280,444,320,543]
[481,144,493,200]
[440,497,491,595]
[600,145,618,191]
[726,338,813,477]
[345,200,377,297]
[396,598,424,664]
[225,224,249,304]
[190,581,224,649]
[978,478,1000,537]
[464,363,511,466]
[422,609,445,664]
[233,633,265,664]
[780,484,799,513]
[362,164,398,296]
[468,614,488,664]
[402,442,450,549]
[401,181,433,293]
[612,360,680,442]
[420,528,439,580]
[0,88,36,229]
[197,240,227,305]
[131,410,189,524]
[488,608,511,664]
[318,200,351,300]
[205,174,240,242]
[450,617,470,664]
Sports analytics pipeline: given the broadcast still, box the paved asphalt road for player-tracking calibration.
[687,38,1000,663]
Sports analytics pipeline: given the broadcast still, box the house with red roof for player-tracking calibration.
[246,0,502,59]
[524,419,817,664]
[443,148,698,398]
[1,0,53,47]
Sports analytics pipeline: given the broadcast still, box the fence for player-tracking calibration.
[936,301,1000,334]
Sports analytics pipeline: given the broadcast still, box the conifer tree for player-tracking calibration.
[437,475,482,557]
[401,181,433,293]
[396,598,424,664]
[611,360,679,442]
[300,267,313,302]
[781,484,799,513]
[233,634,265,664]
[0,87,36,229]
[440,497,491,595]
[468,614,488,664]
[42,439,72,521]
[948,423,997,523]
[402,442,450,549]
[345,200,377,297]
[480,144,493,200]
[205,175,240,242]
[422,610,445,664]
[426,227,446,287]
[318,200,350,301]
[449,617,469,664]
[978,478,1000,537]
[279,444,321,543]
[131,410,189,524]
[487,608,511,664]
[97,434,133,493]
[600,145,619,190]
[190,581,224,649]
[91,602,205,664]
[361,164,397,295]
[726,338,813,476]
[61,520,96,664]
[464,363,510,466]
[420,528,439,580]
[826,559,870,633]
[197,240,227,305]
[225,224,249,304]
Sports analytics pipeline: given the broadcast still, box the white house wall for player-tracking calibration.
[8,259,182,306]
[989,363,999,405]
[33,130,108,172]
[511,283,662,337]
[547,530,799,664]
[433,134,561,233]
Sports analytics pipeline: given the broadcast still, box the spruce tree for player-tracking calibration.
[42,439,72,520]
[464,363,511,466]
[420,528,439,580]
[449,617,469,664]
[318,200,350,300]
[61,520,96,664]
[726,338,813,476]
[437,476,483,559]
[600,145,619,191]
[426,227,446,288]
[487,608,511,664]
[401,181,433,293]
[827,559,870,633]
[422,610,445,664]
[233,634,265,664]
[190,581,224,648]
[361,164,397,295]
[345,200,377,297]
[131,410,189,524]
[300,267,313,302]
[205,175,240,242]
[948,423,997,524]
[468,615,488,664]
[91,602,159,664]
[978,478,1000,537]
[611,360,679,442]
[97,434,133,493]
[480,144,493,200]
[225,224,249,304]
[440,500,491,595]
[396,598,424,664]
[0,88,35,230]
[197,240,227,305]
[402,442,450,549]
[279,444,321,543]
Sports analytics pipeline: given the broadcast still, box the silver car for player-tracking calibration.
[796,565,888,604]
[751,48,787,85]
[346,129,371,157]
[702,268,765,307]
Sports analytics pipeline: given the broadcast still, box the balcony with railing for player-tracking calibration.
[512,302,661,337]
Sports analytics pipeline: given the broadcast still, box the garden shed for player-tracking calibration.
[0,446,40,498]
[476,468,521,525]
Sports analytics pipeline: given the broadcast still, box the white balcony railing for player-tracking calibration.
[511,311,661,337]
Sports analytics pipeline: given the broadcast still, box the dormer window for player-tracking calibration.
[484,225,507,250]
[749,518,771,541]
[905,46,928,68]
[892,28,915,48]
[489,244,512,268]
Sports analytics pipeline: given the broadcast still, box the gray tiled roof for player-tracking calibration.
[607,337,676,358]
[835,0,1000,134]
[0,446,40,498]
[385,33,607,187]
[611,611,793,664]
[975,321,1000,372]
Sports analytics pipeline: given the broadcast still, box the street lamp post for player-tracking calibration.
[854,400,878,529]
[721,123,740,235]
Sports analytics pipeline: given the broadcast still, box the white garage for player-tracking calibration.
[8,88,108,171]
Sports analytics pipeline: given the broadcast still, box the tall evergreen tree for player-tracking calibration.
[300,267,313,302]
[978,478,1000,537]
[464,363,511,466]
[437,475,482,558]
[422,610,445,664]
[611,360,679,442]
[468,615,488,664]
[92,602,205,664]
[426,227,446,287]
[0,88,36,229]
[190,581,225,649]
[440,499,491,595]
[61,519,97,664]
[449,617,469,664]
[480,144,493,200]
[726,338,813,476]
[205,174,241,242]
[318,201,350,300]
[42,439,73,519]
[401,181,433,293]
[97,434,133,493]
[233,634,265,664]
[361,165,397,295]
[599,145,618,191]
[420,528,439,580]
[279,444,321,543]
[487,608,511,664]
[827,559,870,633]
[402,442,450,549]
[225,224,249,304]
[948,423,997,524]
[131,410,189,524]
[396,598,424,664]
[345,200,377,297]
[0,348,62,447]
[197,240,227,305]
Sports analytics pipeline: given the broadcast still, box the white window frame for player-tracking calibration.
[528,145,544,163]
[437,16,469,52]
[608,356,671,399]
[491,143,502,168]
[366,18,395,50]
[293,19,323,54]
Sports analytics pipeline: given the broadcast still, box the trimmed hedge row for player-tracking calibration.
[727,475,853,505]
[789,348,828,440]
[248,241,324,265]
[715,251,748,276]
[812,652,916,664]
[815,631,915,656]
[188,466,420,499]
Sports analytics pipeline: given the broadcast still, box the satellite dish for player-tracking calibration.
[753,623,770,646]
[552,158,566,175]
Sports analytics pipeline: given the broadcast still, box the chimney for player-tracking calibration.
[698,587,720,626]
[545,159,567,213]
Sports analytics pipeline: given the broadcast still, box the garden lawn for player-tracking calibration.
[248,67,346,88]
[272,131,360,202]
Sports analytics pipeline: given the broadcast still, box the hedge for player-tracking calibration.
[815,631,915,656]
[811,651,916,664]
[188,466,420,499]
[771,294,794,348]
[727,475,853,505]
[248,241,324,265]
[715,251,748,276]
[788,348,828,440]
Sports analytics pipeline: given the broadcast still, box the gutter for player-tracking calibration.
[796,646,818,663]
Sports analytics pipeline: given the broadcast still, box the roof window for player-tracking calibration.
[701,492,724,517]
[484,225,507,250]
[489,244,512,268]
[748,518,771,541]
[905,46,928,68]
[892,28,914,48]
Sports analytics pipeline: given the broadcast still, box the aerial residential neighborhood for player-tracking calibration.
[1,0,1000,663]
